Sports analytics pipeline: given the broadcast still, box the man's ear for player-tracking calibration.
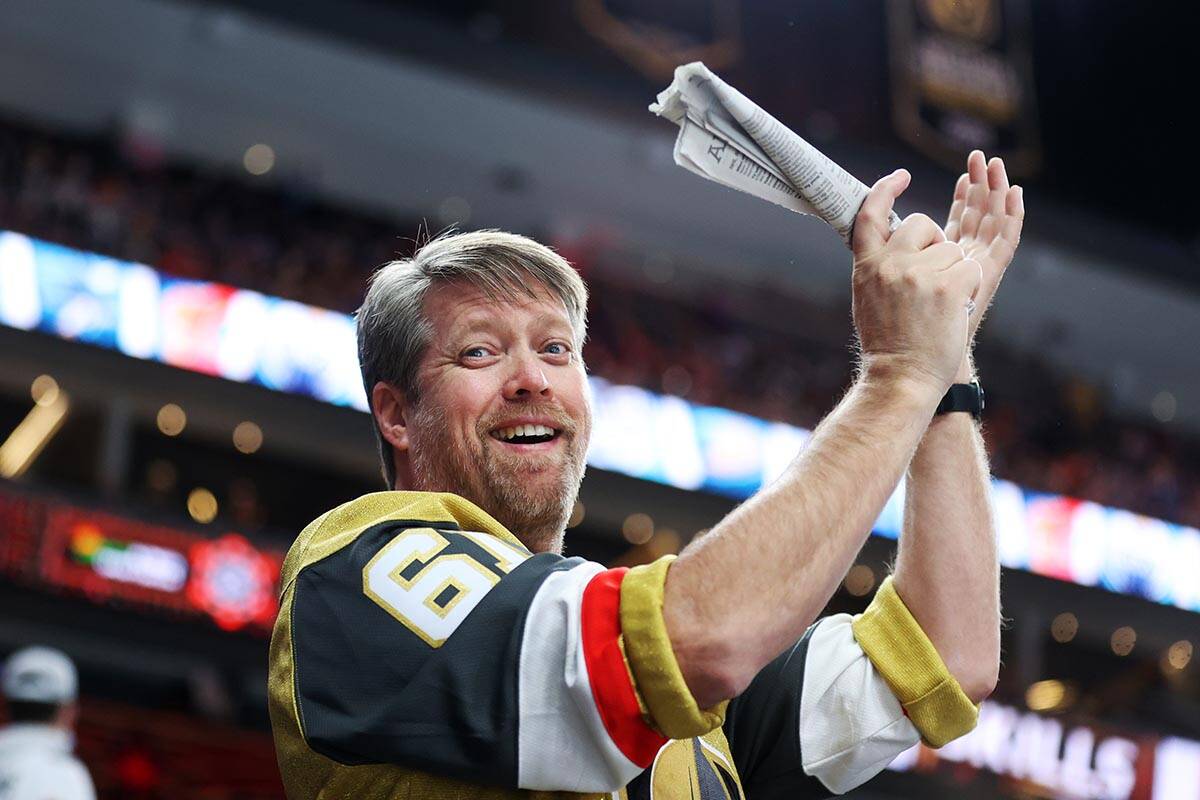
[372,381,410,452]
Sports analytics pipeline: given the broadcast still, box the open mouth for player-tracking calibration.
[489,424,561,445]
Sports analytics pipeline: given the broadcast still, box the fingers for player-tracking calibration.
[853,169,910,256]
[987,157,1010,217]
[955,171,971,202]
[944,257,984,305]
[944,173,969,240]
[890,212,946,251]
[987,157,1009,191]
[1006,184,1025,226]
[968,150,988,184]
[959,151,988,241]
[963,152,1015,241]
[986,185,1025,266]
[923,241,967,271]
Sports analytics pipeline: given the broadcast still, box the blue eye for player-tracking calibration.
[544,342,569,355]
[462,346,489,359]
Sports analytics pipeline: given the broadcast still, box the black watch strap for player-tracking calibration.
[935,381,984,420]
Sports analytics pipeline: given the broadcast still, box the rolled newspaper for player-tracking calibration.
[650,62,901,247]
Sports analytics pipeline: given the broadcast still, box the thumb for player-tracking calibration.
[853,169,910,257]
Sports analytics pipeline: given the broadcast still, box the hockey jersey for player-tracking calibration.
[268,492,978,799]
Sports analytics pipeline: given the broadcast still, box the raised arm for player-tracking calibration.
[663,169,983,708]
[892,151,1024,702]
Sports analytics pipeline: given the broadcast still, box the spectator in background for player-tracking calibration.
[0,646,95,800]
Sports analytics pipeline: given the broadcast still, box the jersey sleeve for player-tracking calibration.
[723,577,978,797]
[284,522,716,793]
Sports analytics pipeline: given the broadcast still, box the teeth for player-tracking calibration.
[493,424,556,441]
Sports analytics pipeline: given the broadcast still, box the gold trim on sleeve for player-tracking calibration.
[851,576,979,747]
[619,555,727,739]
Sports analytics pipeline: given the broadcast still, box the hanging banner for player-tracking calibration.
[887,0,1041,175]
[575,0,742,81]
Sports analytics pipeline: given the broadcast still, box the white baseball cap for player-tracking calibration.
[2,646,78,704]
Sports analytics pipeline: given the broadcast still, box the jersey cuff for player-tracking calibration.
[619,555,727,740]
[580,567,669,768]
[850,576,978,748]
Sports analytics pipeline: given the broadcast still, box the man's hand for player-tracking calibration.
[851,169,982,396]
[890,151,1021,706]
[945,150,1025,341]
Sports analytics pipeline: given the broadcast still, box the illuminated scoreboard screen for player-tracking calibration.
[0,483,281,633]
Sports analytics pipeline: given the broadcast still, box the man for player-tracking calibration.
[268,150,1023,798]
[0,646,96,800]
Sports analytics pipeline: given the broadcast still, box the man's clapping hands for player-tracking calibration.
[850,151,1025,394]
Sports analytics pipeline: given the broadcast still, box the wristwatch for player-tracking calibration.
[935,381,984,420]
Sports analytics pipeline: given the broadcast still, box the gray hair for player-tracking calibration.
[356,229,589,488]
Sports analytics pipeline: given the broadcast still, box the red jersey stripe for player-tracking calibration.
[579,567,668,767]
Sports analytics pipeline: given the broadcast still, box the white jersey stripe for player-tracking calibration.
[516,561,644,792]
[800,614,922,794]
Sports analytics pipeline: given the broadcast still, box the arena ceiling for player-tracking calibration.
[214,0,1200,289]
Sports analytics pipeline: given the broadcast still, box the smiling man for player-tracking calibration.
[373,257,592,556]
[268,151,1023,799]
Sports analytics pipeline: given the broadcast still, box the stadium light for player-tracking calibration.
[0,387,69,478]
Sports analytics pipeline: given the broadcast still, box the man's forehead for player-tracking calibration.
[424,280,572,335]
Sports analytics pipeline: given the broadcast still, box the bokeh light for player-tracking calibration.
[157,404,187,437]
[30,374,59,406]
[232,421,263,454]
[568,500,585,528]
[1050,612,1078,643]
[187,487,218,524]
[1111,626,1137,656]
[844,564,876,597]
[622,512,654,544]
[243,143,275,175]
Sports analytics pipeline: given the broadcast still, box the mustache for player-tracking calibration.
[477,405,578,438]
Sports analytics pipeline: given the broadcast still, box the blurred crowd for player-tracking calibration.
[2,118,1198,527]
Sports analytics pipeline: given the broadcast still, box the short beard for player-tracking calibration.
[406,401,586,554]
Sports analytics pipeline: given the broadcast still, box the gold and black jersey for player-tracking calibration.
[268,491,978,799]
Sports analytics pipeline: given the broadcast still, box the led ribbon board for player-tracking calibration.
[888,699,1200,800]
[2,230,1198,613]
[0,485,281,633]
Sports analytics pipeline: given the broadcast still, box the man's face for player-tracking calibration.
[403,281,591,553]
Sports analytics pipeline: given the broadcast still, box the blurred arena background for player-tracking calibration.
[0,0,1198,797]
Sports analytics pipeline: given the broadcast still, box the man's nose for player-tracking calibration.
[502,351,551,400]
